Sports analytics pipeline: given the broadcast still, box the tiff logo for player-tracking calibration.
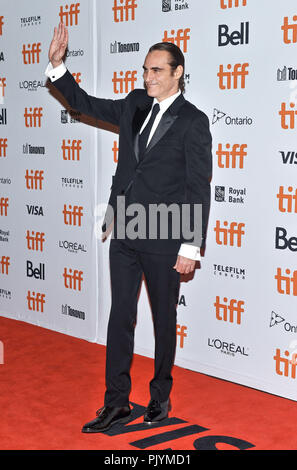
[176,324,187,348]
[26,230,45,251]
[72,72,81,84]
[220,0,247,9]
[0,138,7,157]
[24,107,43,127]
[277,186,297,213]
[275,268,297,296]
[214,296,244,325]
[63,267,83,290]
[25,170,44,190]
[279,102,297,130]
[113,140,119,163]
[218,63,249,90]
[0,256,10,275]
[113,0,137,22]
[214,220,245,247]
[162,28,191,53]
[0,197,9,216]
[62,139,82,161]
[274,348,297,379]
[63,204,83,226]
[281,15,297,45]
[59,3,80,26]
[0,77,6,97]
[27,291,45,312]
[22,43,41,64]
[112,71,137,94]
[0,16,4,35]
[217,143,247,169]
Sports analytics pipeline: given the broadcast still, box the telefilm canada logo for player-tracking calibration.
[213,263,245,280]
[20,15,41,27]
[212,108,253,126]
[162,0,190,12]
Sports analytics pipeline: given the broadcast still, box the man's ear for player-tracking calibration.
[174,65,183,80]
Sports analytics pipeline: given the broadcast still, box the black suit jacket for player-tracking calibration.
[51,70,212,254]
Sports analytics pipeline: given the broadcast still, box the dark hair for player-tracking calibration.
[148,42,185,93]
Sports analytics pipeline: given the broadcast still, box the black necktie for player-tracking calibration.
[138,103,160,160]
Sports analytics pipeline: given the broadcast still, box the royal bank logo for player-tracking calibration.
[162,0,190,12]
[277,66,297,82]
[0,229,9,243]
[212,108,253,126]
[215,185,246,204]
[61,109,81,124]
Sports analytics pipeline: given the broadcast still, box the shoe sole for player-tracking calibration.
[81,414,131,433]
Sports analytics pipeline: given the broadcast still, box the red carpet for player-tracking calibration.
[0,316,297,450]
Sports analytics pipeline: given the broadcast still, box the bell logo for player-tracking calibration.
[59,3,80,26]
[220,0,247,9]
[277,186,297,213]
[24,107,43,128]
[274,348,297,379]
[0,77,6,97]
[162,28,191,53]
[0,256,10,275]
[113,140,119,163]
[22,43,41,64]
[26,230,45,252]
[275,268,297,296]
[214,296,244,325]
[218,63,249,90]
[214,220,245,247]
[0,16,4,35]
[25,170,44,190]
[112,0,137,23]
[281,16,297,44]
[63,267,83,291]
[0,138,7,157]
[27,291,45,313]
[112,71,137,94]
[72,72,81,84]
[176,324,187,348]
[279,102,297,129]
[0,197,9,216]
[217,143,247,169]
[62,139,82,161]
[63,204,83,226]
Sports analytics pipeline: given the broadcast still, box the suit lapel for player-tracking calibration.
[143,93,186,157]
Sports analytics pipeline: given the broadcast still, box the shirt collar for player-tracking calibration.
[153,90,181,114]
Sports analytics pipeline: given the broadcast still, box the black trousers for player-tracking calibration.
[104,238,180,407]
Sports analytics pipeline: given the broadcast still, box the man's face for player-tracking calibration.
[143,50,183,102]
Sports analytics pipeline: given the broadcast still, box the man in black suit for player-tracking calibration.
[46,23,212,432]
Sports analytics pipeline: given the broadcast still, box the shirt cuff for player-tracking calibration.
[178,244,201,261]
[45,61,67,82]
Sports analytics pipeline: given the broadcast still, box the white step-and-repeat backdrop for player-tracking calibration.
[1,0,297,401]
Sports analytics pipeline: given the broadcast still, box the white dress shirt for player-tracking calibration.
[45,62,200,261]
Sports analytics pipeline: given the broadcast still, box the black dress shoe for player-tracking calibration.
[143,399,171,424]
[81,405,131,433]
